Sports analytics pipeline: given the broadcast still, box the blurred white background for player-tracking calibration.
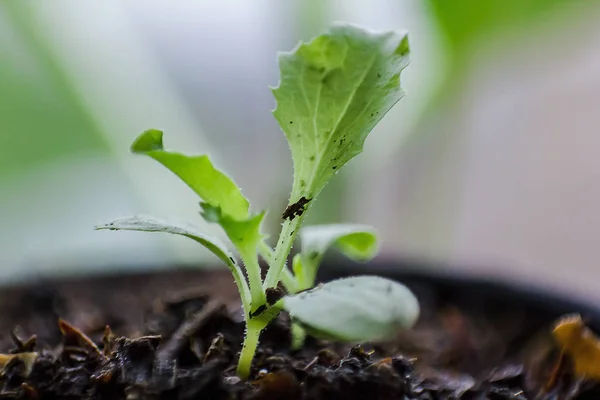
[1,0,600,305]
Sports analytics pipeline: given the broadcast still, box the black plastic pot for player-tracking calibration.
[3,258,599,344]
[0,257,598,399]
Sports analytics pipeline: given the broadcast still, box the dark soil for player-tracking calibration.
[0,266,599,400]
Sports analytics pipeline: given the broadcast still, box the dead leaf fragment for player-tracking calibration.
[10,328,37,353]
[21,382,39,399]
[0,352,38,377]
[552,313,600,380]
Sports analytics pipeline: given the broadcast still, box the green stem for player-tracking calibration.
[258,241,274,263]
[238,249,266,313]
[263,214,305,289]
[260,240,298,292]
[236,319,263,379]
[236,302,283,379]
[280,268,298,293]
[291,322,307,351]
[226,259,251,317]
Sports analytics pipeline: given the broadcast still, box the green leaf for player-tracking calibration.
[200,203,267,310]
[272,24,410,203]
[283,276,419,342]
[296,224,378,290]
[94,215,251,307]
[95,215,235,268]
[301,224,378,261]
[201,204,264,251]
[131,130,249,220]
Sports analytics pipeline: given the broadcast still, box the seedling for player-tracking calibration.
[97,24,419,379]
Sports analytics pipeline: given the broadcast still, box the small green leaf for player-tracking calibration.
[272,24,410,203]
[297,224,378,290]
[131,130,249,220]
[201,204,265,250]
[283,276,419,342]
[95,215,235,268]
[200,203,267,310]
[292,253,304,281]
[301,224,378,261]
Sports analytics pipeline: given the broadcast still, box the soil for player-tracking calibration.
[0,265,599,400]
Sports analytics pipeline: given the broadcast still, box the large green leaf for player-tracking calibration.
[272,24,410,203]
[283,276,419,342]
[131,130,249,220]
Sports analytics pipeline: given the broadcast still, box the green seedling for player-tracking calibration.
[96,24,419,379]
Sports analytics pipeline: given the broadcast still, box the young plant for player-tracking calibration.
[96,24,419,379]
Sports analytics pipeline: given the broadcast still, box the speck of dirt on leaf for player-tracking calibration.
[282,197,311,221]
[289,121,293,124]
[309,156,315,161]
[332,166,337,170]
[266,287,285,305]
[229,257,236,265]
[377,73,381,78]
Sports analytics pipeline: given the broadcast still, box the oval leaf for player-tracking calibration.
[301,224,377,261]
[297,224,378,290]
[95,215,236,268]
[131,130,249,220]
[272,24,410,202]
[283,276,419,342]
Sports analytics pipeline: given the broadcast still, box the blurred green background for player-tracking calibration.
[2,0,600,303]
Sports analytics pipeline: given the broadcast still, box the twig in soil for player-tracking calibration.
[155,300,223,364]
[10,328,37,353]
[102,325,115,357]
[58,318,104,359]
[203,333,225,364]
[545,349,567,393]
[303,348,340,371]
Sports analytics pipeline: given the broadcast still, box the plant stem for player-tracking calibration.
[258,241,274,263]
[239,251,266,312]
[290,322,307,351]
[263,214,305,290]
[236,302,283,379]
[280,268,298,293]
[236,319,263,379]
[226,260,251,317]
[260,240,298,292]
